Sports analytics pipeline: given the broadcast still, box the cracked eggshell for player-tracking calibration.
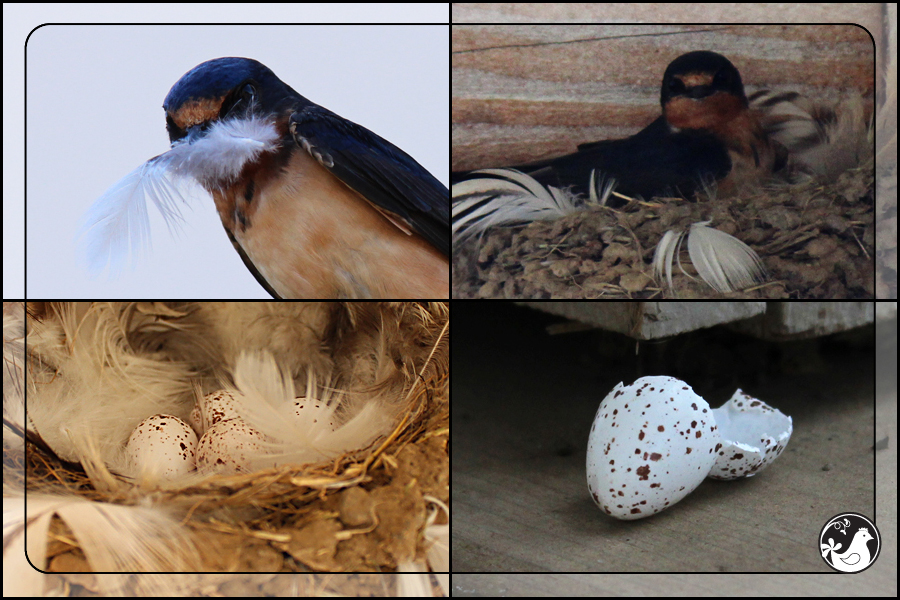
[708,389,792,480]
[126,414,198,480]
[586,376,722,520]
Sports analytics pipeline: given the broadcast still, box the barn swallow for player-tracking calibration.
[452,50,785,205]
[82,57,449,299]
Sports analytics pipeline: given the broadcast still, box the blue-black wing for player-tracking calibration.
[290,105,449,256]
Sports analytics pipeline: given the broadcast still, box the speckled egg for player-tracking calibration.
[199,389,243,431]
[188,401,204,436]
[586,376,722,520]
[196,418,269,475]
[708,389,793,480]
[126,414,198,480]
[292,396,337,433]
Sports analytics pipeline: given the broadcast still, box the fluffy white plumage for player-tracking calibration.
[227,352,397,472]
[79,116,281,276]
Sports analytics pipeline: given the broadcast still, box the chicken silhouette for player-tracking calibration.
[821,527,874,572]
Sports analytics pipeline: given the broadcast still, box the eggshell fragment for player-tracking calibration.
[586,376,721,520]
[196,418,269,475]
[126,414,198,480]
[708,389,793,480]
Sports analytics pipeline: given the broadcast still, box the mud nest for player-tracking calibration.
[453,165,874,299]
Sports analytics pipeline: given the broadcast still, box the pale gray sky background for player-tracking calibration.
[7,6,448,298]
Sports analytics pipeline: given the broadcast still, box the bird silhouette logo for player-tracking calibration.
[820,514,880,573]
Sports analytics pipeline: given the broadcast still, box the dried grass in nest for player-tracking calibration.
[30,379,447,576]
[13,302,449,583]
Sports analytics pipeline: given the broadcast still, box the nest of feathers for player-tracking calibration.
[4,302,448,594]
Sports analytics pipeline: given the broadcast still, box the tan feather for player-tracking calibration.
[4,494,201,594]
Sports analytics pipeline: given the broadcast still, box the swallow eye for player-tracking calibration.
[667,78,686,96]
[241,83,257,104]
[222,83,258,119]
[712,69,732,88]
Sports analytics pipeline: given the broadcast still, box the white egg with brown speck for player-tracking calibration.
[126,414,198,480]
[196,418,269,474]
[292,396,337,433]
[586,376,721,520]
[199,389,243,431]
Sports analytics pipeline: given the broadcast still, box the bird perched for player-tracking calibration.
[82,57,449,299]
[453,50,787,205]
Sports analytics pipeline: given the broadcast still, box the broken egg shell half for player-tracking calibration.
[126,414,198,480]
[707,389,793,480]
[196,418,270,475]
[587,376,722,520]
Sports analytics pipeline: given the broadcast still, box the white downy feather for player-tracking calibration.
[452,168,583,244]
[230,352,396,472]
[452,168,617,245]
[25,303,198,467]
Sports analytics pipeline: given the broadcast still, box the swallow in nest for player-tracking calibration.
[451,51,798,239]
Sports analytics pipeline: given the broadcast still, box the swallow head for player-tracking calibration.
[157,57,300,190]
[163,57,301,145]
[661,51,749,132]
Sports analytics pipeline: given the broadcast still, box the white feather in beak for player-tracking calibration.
[79,116,281,276]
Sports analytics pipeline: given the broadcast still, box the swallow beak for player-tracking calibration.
[683,85,716,100]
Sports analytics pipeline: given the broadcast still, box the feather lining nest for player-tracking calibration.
[6,302,448,594]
